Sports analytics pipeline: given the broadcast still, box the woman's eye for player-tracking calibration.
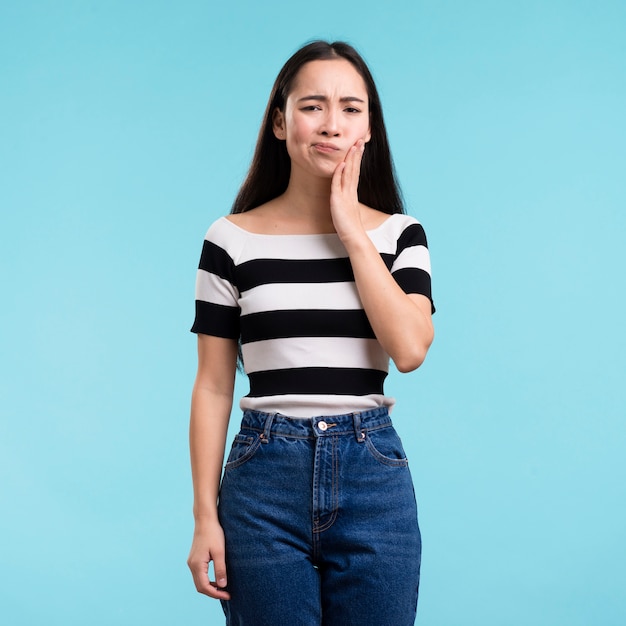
[345,107,361,113]
[301,105,321,111]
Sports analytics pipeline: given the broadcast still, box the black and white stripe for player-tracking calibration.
[191,214,434,417]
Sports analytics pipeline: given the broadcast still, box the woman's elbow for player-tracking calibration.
[393,334,434,373]
[394,352,426,373]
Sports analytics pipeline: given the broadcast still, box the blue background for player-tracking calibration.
[1,1,625,624]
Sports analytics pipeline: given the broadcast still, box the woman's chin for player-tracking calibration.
[310,158,342,179]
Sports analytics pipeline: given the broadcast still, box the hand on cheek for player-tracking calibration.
[330,139,366,242]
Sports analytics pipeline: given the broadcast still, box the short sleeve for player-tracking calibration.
[190,228,241,338]
[390,221,435,314]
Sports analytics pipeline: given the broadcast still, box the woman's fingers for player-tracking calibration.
[188,547,231,600]
[344,139,365,192]
[330,139,367,238]
[350,139,365,183]
[212,548,229,595]
[191,559,231,600]
[333,139,364,196]
[331,161,346,197]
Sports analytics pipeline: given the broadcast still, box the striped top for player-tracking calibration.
[191,214,434,418]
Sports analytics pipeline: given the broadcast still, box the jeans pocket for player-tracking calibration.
[224,432,262,470]
[364,426,409,467]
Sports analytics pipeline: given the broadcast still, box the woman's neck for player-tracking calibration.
[276,172,335,228]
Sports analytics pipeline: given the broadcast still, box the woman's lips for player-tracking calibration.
[312,142,340,154]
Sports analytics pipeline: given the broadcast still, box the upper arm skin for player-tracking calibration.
[194,334,238,397]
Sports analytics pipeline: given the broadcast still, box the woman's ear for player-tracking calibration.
[272,108,286,140]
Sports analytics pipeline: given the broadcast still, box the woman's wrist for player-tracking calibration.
[193,508,220,525]
[339,227,372,254]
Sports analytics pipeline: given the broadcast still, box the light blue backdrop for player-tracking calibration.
[1,1,625,624]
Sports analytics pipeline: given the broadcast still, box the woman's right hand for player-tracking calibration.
[187,519,231,600]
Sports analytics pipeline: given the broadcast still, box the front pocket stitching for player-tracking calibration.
[224,435,262,470]
[364,435,409,467]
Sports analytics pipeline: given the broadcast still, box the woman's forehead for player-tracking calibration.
[289,59,368,98]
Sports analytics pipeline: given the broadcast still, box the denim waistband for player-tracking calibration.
[239,406,392,441]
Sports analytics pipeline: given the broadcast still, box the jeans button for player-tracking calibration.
[318,420,328,432]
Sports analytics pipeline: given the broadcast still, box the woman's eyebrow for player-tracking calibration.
[296,95,366,103]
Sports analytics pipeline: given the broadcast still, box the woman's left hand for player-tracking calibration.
[330,139,366,243]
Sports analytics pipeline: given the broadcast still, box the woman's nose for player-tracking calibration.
[320,111,340,136]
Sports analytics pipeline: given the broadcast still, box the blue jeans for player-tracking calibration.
[218,406,421,626]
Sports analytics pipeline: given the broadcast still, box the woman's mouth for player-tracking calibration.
[312,143,340,154]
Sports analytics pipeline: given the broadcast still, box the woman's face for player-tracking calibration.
[273,59,371,180]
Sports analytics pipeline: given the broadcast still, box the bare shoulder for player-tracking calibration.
[359,205,393,230]
[225,200,282,234]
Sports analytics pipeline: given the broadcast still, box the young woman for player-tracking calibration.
[187,41,435,625]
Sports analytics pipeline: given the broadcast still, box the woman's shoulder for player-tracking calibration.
[365,211,430,256]
[199,201,287,266]
[203,215,236,239]
[223,200,286,235]
[360,205,389,230]
[200,215,252,263]
[224,206,273,234]
[204,202,279,235]
[364,209,422,234]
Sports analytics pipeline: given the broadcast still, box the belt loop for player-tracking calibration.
[352,412,366,443]
[260,412,275,443]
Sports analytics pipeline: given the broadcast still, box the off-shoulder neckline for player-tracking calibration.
[219,214,405,238]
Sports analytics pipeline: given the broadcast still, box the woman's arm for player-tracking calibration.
[187,333,238,600]
[331,141,434,372]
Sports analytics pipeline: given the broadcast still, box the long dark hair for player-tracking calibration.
[231,41,405,215]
